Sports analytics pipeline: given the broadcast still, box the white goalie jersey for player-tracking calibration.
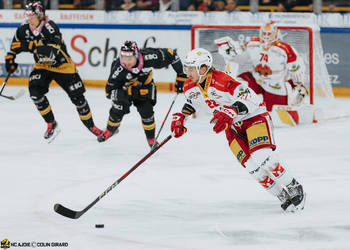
[217,37,306,97]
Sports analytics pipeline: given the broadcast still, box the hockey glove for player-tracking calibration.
[210,105,238,134]
[171,112,187,138]
[175,73,187,93]
[293,83,308,105]
[5,52,18,74]
[214,36,242,60]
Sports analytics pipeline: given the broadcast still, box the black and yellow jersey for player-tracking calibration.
[106,47,184,94]
[10,19,76,74]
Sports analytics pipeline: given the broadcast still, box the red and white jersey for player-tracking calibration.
[182,70,266,123]
[235,38,305,96]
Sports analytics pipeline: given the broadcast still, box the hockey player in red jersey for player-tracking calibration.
[171,48,306,212]
[215,21,308,112]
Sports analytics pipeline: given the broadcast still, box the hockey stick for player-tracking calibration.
[54,134,173,219]
[0,73,25,101]
[151,92,178,149]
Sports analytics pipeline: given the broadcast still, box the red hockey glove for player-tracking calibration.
[210,105,238,134]
[171,113,187,138]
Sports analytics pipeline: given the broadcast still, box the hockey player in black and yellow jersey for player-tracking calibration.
[98,41,187,147]
[4,0,102,141]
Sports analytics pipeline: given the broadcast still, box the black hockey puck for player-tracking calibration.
[95,224,104,228]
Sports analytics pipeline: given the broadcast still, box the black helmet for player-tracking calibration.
[120,41,139,57]
[25,0,45,19]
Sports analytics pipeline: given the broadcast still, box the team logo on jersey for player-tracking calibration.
[254,64,272,77]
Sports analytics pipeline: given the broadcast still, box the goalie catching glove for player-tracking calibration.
[210,105,238,134]
[171,113,187,138]
[214,36,243,61]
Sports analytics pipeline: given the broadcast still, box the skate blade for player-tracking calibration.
[47,127,61,144]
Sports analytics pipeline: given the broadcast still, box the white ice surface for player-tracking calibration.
[1,87,350,250]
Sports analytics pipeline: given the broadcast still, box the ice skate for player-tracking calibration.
[278,179,306,212]
[44,121,61,143]
[147,138,159,149]
[89,126,103,136]
[97,128,119,142]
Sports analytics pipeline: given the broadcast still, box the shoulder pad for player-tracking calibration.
[274,41,297,63]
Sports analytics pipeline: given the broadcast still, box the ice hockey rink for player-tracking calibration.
[1,86,350,250]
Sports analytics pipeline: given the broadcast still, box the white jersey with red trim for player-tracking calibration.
[233,38,305,96]
[182,70,266,122]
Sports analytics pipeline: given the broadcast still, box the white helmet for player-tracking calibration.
[183,48,213,81]
[260,21,278,47]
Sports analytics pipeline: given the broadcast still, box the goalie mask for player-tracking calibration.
[183,48,213,82]
[260,21,278,48]
[25,0,45,19]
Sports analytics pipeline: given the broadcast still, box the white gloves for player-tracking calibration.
[214,36,243,61]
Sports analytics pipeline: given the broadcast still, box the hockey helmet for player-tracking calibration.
[183,48,213,75]
[120,41,139,57]
[260,21,278,46]
[25,0,45,19]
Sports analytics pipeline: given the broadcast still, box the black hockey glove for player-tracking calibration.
[5,52,18,74]
[175,73,187,93]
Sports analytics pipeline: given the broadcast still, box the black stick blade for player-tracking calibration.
[54,203,80,219]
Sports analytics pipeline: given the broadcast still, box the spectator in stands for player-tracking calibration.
[180,0,190,10]
[213,0,226,11]
[225,0,238,11]
[276,0,312,12]
[188,0,215,11]
[73,0,95,9]
[153,0,173,10]
[118,0,138,10]
[236,0,249,5]
[106,0,121,10]
[136,0,158,10]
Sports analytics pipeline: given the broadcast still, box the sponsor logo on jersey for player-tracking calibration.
[236,149,246,163]
[126,73,132,80]
[69,81,83,91]
[112,66,123,78]
[30,74,41,80]
[249,136,270,148]
[209,90,222,99]
[144,54,158,60]
[188,91,200,100]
